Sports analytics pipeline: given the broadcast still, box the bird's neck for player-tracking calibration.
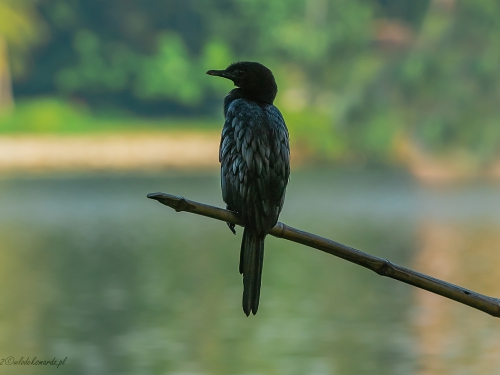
[224,87,276,113]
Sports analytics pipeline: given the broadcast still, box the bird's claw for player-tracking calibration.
[227,222,236,235]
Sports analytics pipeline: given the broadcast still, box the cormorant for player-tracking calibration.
[207,61,290,316]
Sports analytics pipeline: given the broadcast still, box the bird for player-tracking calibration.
[207,61,290,316]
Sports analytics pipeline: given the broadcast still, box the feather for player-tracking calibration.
[239,180,245,197]
[220,137,231,160]
[232,156,240,175]
[232,116,239,130]
[241,138,248,167]
[261,199,270,216]
[254,152,263,176]
[236,122,244,141]
[243,142,253,170]
[235,124,242,151]
[222,124,231,139]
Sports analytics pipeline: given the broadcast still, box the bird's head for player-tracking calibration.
[207,61,278,104]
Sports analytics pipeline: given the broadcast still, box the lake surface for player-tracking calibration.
[1,168,500,375]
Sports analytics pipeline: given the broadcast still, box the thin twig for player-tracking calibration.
[147,192,500,318]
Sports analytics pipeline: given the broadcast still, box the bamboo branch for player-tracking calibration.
[147,192,500,318]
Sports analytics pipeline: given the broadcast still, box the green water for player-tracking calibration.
[1,168,499,374]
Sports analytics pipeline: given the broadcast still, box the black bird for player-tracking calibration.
[207,61,290,316]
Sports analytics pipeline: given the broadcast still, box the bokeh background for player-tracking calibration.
[1,0,500,374]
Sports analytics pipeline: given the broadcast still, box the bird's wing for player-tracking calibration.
[266,105,290,215]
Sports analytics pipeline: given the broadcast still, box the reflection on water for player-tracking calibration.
[414,223,500,375]
[0,168,499,374]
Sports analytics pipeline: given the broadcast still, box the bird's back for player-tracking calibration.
[220,98,290,234]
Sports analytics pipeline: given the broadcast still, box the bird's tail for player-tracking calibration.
[240,227,265,316]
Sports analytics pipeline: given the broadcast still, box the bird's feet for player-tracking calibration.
[227,222,236,235]
[225,204,237,234]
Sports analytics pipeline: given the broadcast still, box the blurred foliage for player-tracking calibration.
[346,0,500,165]
[0,98,220,134]
[2,0,500,164]
[0,0,46,77]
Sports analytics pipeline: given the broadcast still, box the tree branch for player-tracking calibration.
[147,192,500,318]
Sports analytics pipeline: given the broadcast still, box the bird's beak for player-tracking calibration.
[206,69,233,80]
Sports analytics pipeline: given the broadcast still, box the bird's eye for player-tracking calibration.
[234,70,244,77]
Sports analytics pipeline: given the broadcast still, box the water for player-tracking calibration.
[1,168,500,374]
